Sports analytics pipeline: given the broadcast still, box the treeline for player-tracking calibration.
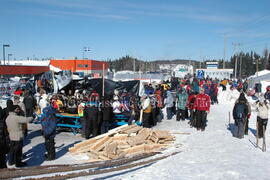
[229,50,270,78]
[108,50,270,78]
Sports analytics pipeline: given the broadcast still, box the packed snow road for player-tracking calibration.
[85,90,270,180]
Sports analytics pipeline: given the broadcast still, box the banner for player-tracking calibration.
[84,79,141,97]
[54,70,72,90]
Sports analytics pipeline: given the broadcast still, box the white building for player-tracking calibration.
[196,61,233,80]
[159,64,193,78]
[172,64,193,78]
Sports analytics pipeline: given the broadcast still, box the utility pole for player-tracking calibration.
[133,58,135,72]
[232,43,240,79]
[256,57,259,78]
[239,54,242,78]
[223,34,227,69]
[199,50,202,69]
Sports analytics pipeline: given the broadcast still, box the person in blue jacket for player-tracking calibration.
[40,103,57,161]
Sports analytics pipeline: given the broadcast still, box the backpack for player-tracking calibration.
[235,103,245,119]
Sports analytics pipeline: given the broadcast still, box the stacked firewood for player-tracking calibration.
[69,124,175,161]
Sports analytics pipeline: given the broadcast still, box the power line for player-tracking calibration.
[227,14,270,36]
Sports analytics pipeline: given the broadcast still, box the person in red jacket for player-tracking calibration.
[187,91,197,127]
[194,88,211,131]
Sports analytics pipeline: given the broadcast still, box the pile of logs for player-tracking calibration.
[69,124,175,161]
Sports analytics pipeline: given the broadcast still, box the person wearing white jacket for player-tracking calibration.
[141,95,152,128]
[256,98,269,138]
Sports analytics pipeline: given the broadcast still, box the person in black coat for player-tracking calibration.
[84,97,100,139]
[0,106,9,168]
[233,93,249,138]
[23,90,37,117]
[3,99,13,121]
[100,98,113,134]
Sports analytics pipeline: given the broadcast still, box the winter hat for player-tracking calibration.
[238,92,247,102]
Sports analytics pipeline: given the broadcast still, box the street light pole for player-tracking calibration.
[8,54,12,64]
[3,44,10,65]
[83,47,90,59]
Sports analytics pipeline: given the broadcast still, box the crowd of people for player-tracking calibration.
[0,74,269,169]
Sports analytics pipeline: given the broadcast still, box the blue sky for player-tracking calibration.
[1,0,270,61]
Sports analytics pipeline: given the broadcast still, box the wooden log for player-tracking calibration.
[105,142,118,156]
[122,126,143,135]
[98,154,111,161]
[172,132,191,135]
[91,136,111,152]
[127,134,148,147]
[108,124,129,133]
[152,130,172,139]
[118,124,138,134]
[112,134,128,141]
[95,137,112,152]
[92,124,129,140]
[69,138,97,153]
[116,141,131,149]
[123,144,146,155]
[117,151,127,159]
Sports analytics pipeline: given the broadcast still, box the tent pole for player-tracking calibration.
[102,63,105,97]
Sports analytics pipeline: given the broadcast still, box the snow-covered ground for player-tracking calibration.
[18,88,270,180]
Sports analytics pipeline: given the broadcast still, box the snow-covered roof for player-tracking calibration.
[249,69,270,78]
[114,73,167,81]
[7,60,50,66]
[114,70,135,75]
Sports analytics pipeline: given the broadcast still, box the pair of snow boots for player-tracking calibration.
[45,138,55,161]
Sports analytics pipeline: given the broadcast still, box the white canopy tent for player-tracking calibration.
[247,70,270,93]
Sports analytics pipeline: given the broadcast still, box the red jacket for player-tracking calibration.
[214,84,218,96]
[187,94,196,110]
[194,93,211,111]
[155,90,163,108]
